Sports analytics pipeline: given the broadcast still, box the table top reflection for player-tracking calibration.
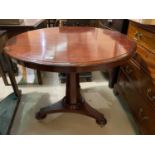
[5,27,136,71]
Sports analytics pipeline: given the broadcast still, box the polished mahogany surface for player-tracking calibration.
[5,27,136,72]
[4,27,137,126]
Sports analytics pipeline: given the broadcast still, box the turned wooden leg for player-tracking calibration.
[36,72,107,126]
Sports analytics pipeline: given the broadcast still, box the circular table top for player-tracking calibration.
[5,27,136,72]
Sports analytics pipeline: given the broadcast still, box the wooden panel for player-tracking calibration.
[115,21,155,135]
[132,45,155,80]
[128,22,155,54]
[122,60,155,109]
[116,71,155,134]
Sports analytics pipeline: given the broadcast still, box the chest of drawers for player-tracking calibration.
[114,21,155,134]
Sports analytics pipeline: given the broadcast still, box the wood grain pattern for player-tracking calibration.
[121,60,155,108]
[4,26,136,126]
[114,21,155,134]
[5,27,136,73]
[132,45,155,80]
[128,21,155,82]
[128,21,155,54]
[115,72,155,135]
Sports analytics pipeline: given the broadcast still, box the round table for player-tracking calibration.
[4,27,136,126]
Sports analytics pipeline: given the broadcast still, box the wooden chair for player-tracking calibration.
[0,31,9,85]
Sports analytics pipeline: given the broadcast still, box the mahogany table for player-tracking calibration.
[4,27,136,126]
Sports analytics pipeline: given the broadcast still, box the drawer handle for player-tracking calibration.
[146,88,155,101]
[125,65,133,74]
[138,108,149,121]
[134,31,143,41]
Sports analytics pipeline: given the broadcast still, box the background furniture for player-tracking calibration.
[0,30,8,85]
[59,19,98,27]
[0,19,48,85]
[98,19,129,88]
[0,30,21,96]
[0,54,21,134]
[5,27,136,127]
[0,31,21,134]
[98,19,129,34]
[0,19,48,38]
[114,21,155,134]
[0,19,23,25]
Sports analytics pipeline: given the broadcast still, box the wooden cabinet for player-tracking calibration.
[114,21,155,134]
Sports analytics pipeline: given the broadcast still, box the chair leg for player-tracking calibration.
[5,55,21,98]
[0,59,9,85]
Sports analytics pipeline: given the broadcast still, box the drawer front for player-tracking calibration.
[121,60,155,107]
[132,45,155,80]
[128,22,155,53]
[117,71,155,134]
